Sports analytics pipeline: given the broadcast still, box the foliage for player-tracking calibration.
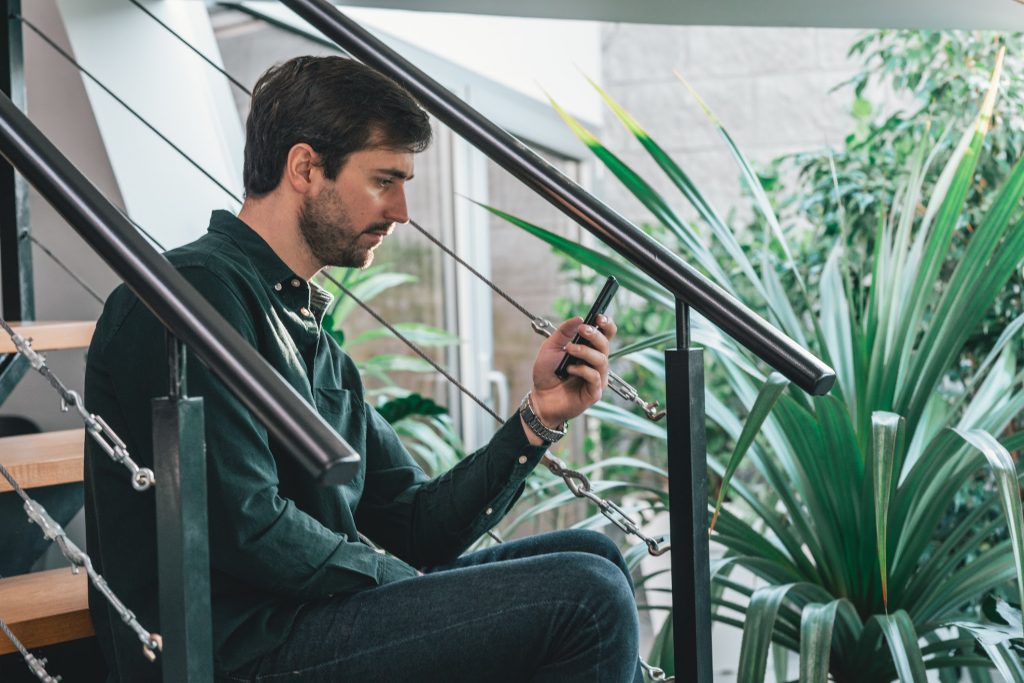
[763,31,1024,365]
[492,47,1024,681]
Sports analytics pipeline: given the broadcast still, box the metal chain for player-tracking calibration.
[0,615,62,682]
[0,462,162,663]
[640,658,675,682]
[319,272,668,556]
[408,219,666,421]
[0,317,155,490]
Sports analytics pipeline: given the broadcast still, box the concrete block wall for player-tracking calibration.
[597,24,865,231]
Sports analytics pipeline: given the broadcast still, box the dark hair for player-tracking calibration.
[243,56,432,197]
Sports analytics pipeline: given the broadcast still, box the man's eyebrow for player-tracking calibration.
[376,168,414,181]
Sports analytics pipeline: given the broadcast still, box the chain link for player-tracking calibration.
[540,452,670,556]
[0,615,62,682]
[0,318,155,491]
[0,462,163,663]
[21,498,164,661]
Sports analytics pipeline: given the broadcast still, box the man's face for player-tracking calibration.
[298,145,414,270]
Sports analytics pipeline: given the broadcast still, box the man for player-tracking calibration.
[85,56,642,682]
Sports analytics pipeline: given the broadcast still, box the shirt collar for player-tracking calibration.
[207,210,335,317]
[208,210,296,289]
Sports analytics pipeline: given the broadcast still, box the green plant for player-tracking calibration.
[490,49,1024,681]
[766,31,1024,366]
[317,265,465,474]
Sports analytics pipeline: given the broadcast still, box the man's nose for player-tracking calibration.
[384,189,409,225]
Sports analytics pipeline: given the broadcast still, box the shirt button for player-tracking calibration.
[485,507,493,515]
[518,455,528,465]
[291,278,302,288]
[274,283,282,291]
[300,307,312,317]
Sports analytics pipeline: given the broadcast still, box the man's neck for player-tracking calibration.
[238,197,319,280]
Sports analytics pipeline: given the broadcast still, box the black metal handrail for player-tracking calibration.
[279,0,836,397]
[0,92,360,486]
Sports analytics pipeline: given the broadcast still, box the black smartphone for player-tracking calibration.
[555,275,619,379]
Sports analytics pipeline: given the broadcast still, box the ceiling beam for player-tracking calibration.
[237,0,1024,31]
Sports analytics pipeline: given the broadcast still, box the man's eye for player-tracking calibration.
[377,177,393,187]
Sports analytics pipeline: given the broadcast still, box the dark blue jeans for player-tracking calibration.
[223,529,643,682]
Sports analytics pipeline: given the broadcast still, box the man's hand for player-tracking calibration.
[521,315,617,445]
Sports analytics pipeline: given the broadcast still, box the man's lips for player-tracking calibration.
[364,225,393,237]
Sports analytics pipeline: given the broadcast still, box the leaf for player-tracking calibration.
[375,393,448,424]
[872,611,928,682]
[346,323,460,349]
[996,598,1023,633]
[473,201,673,309]
[545,92,739,294]
[675,69,807,299]
[324,270,417,324]
[736,584,800,683]
[948,622,1024,683]
[871,411,903,608]
[711,372,789,533]
[799,600,863,683]
[952,428,1024,617]
[586,75,771,307]
[586,400,667,439]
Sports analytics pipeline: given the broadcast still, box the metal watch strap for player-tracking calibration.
[518,392,568,444]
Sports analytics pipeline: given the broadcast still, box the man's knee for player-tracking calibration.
[545,529,631,575]
[561,554,638,627]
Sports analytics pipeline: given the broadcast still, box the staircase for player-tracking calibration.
[0,321,96,655]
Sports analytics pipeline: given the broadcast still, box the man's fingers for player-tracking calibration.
[550,316,584,346]
[576,323,610,355]
[596,314,617,342]
[565,343,608,375]
[565,362,604,394]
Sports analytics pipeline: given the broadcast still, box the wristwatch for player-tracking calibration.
[518,392,568,444]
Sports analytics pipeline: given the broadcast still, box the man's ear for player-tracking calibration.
[284,143,319,195]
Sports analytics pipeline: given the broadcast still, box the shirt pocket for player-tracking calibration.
[314,387,368,496]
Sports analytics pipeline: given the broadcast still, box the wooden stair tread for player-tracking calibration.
[0,321,95,353]
[0,569,92,655]
[0,429,85,493]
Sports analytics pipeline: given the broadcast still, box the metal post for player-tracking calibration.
[0,1,31,399]
[0,0,30,322]
[666,298,712,681]
[154,332,212,682]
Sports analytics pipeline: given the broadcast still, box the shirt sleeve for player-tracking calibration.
[353,372,549,568]
[104,266,418,601]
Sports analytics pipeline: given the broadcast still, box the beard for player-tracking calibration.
[297,184,391,269]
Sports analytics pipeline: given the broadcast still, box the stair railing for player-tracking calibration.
[277,2,836,680]
[0,88,362,681]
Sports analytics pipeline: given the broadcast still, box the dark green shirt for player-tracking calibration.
[84,210,546,680]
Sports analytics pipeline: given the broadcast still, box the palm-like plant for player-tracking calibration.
[489,49,1024,680]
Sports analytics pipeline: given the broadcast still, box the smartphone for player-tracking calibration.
[555,275,619,379]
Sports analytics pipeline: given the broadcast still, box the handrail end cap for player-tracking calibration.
[316,454,362,487]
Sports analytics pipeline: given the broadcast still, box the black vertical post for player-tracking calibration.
[154,332,212,682]
[666,298,712,681]
[0,0,32,323]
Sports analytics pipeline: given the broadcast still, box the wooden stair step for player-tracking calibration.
[0,321,96,353]
[0,569,92,655]
[0,429,85,493]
